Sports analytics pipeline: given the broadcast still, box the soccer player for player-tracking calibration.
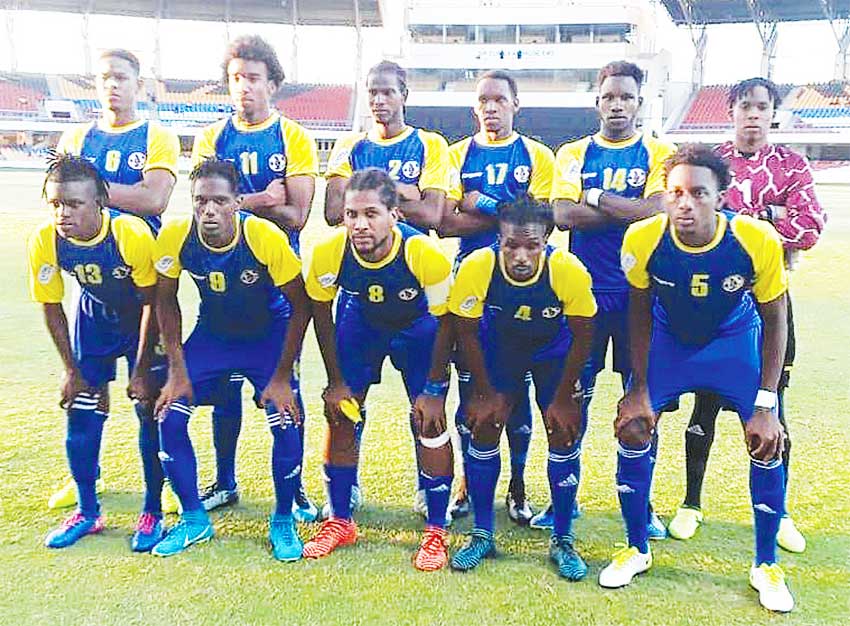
[600,144,793,613]
[545,60,676,534]
[438,70,555,525]
[303,168,454,570]
[669,78,826,552]
[151,159,311,559]
[29,155,167,551]
[50,48,180,514]
[191,35,320,520]
[324,60,450,232]
[440,195,595,577]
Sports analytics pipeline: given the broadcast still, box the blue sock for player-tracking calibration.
[293,381,307,496]
[647,429,659,519]
[507,378,532,481]
[409,410,426,491]
[325,464,357,520]
[66,393,106,519]
[466,442,500,533]
[617,440,652,553]
[352,404,366,489]
[212,376,243,490]
[455,370,473,461]
[268,406,303,516]
[548,446,581,537]
[158,399,203,513]
[135,403,164,515]
[421,472,452,528]
[751,457,786,565]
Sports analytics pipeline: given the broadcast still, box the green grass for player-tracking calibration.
[0,172,848,625]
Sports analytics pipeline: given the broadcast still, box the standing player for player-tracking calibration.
[191,35,319,521]
[324,61,450,232]
[668,78,826,552]
[29,156,167,551]
[600,144,793,613]
[51,48,180,519]
[151,159,311,560]
[303,169,455,570]
[442,196,596,578]
[544,60,675,534]
[438,70,555,524]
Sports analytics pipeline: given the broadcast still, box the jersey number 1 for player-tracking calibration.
[239,151,259,176]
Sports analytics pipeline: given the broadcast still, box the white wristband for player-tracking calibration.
[754,389,777,410]
[585,188,603,208]
[419,431,451,449]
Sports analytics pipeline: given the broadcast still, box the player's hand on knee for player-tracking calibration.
[260,376,301,426]
[412,394,447,441]
[746,407,785,462]
[468,391,511,442]
[322,382,356,425]
[615,389,656,445]
[127,369,158,409]
[60,367,89,410]
[155,370,194,421]
[545,395,582,449]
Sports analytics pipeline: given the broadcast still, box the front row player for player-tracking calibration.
[152,159,312,560]
[429,196,597,578]
[600,144,793,612]
[29,155,169,551]
[304,168,455,570]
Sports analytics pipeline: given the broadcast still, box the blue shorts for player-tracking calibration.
[648,321,762,421]
[184,317,288,405]
[586,291,630,376]
[336,303,437,400]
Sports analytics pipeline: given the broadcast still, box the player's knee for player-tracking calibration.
[472,423,501,447]
[617,418,652,447]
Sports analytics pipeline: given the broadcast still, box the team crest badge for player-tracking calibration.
[127,152,146,170]
[240,269,259,285]
[627,168,646,187]
[155,256,174,273]
[398,287,418,301]
[112,265,131,279]
[268,153,287,173]
[318,273,337,288]
[722,274,745,292]
[513,165,530,183]
[542,306,561,319]
[38,263,56,284]
[621,252,637,273]
[401,160,421,179]
[459,295,478,313]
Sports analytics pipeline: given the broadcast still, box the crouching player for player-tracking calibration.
[600,144,793,612]
[442,195,596,577]
[152,159,311,560]
[29,155,167,550]
[303,168,454,570]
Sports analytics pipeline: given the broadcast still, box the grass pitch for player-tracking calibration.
[0,172,847,625]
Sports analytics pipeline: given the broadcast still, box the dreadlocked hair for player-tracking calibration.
[43,151,110,207]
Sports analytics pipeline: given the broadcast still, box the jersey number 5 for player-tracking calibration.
[690,274,709,297]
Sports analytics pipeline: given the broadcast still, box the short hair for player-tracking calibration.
[663,143,731,191]
[367,60,408,97]
[190,158,241,194]
[222,35,285,86]
[345,167,398,210]
[597,60,644,90]
[43,152,110,206]
[99,48,141,75]
[728,77,780,109]
[498,194,553,231]
[478,70,518,99]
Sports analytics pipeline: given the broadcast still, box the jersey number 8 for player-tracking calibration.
[209,271,227,292]
[367,285,384,303]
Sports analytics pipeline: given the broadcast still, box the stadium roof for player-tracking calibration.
[6,0,383,26]
[661,0,850,25]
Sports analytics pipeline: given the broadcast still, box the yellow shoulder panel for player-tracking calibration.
[305,227,349,301]
[448,247,496,319]
[27,221,63,303]
[55,124,90,155]
[244,215,302,286]
[145,123,180,177]
[404,234,452,316]
[325,132,365,179]
[418,129,451,193]
[281,117,319,177]
[153,217,193,279]
[550,136,592,202]
[548,248,597,317]
[111,214,157,288]
[621,213,668,289]
[730,215,788,303]
[446,137,473,201]
[523,137,556,201]
[190,119,228,167]
[643,136,677,198]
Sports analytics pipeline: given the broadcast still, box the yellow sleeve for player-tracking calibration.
[730,215,789,303]
[112,215,157,288]
[56,124,90,155]
[27,222,64,303]
[524,138,555,201]
[550,137,591,202]
[548,249,597,317]
[191,120,227,167]
[404,234,453,316]
[448,247,496,319]
[446,139,472,202]
[620,214,668,289]
[153,217,193,279]
[145,123,180,178]
[243,216,302,286]
[282,118,319,177]
[643,137,677,198]
[324,133,362,179]
[304,228,348,301]
[418,130,450,193]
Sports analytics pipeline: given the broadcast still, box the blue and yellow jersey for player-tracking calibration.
[58,120,180,232]
[306,222,452,331]
[192,112,319,253]
[154,212,301,340]
[448,132,554,259]
[449,244,596,353]
[551,132,676,294]
[621,212,787,347]
[28,209,156,327]
[325,126,450,194]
